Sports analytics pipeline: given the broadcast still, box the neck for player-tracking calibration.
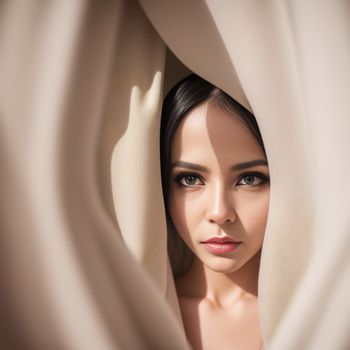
[176,251,261,307]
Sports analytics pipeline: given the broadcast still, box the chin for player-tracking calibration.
[205,259,243,274]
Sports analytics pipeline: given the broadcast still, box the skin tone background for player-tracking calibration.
[168,102,270,350]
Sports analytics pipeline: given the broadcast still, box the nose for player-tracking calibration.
[206,184,237,225]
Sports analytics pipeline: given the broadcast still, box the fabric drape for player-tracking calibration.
[2,0,350,349]
[0,0,189,349]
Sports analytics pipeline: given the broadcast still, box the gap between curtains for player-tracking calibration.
[139,1,350,349]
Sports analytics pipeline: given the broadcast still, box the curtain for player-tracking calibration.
[0,0,189,349]
[2,0,350,349]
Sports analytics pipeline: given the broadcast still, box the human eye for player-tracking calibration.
[174,172,205,187]
[236,172,269,187]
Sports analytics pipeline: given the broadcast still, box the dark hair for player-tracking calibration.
[160,74,265,276]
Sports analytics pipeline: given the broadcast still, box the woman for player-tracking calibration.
[160,74,269,350]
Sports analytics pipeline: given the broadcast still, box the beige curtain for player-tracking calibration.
[2,0,350,349]
[0,1,189,349]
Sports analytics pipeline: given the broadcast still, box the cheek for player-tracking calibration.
[238,191,270,238]
[168,189,201,242]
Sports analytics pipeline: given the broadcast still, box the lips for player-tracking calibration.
[203,237,241,244]
[202,236,242,254]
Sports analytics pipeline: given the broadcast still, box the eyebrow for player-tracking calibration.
[171,159,268,172]
[230,159,268,171]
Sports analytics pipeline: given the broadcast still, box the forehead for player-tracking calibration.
[171,102,265,164]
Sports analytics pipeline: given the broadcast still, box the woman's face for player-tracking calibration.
[168,102,270,273]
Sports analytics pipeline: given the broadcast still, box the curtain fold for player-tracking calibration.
[103,0,168,295]
[0,0,189,348]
